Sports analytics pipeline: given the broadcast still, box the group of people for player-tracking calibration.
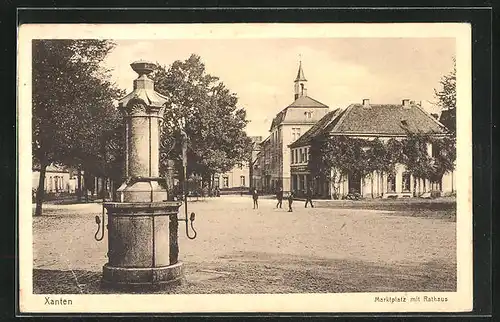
[250,187,314,212]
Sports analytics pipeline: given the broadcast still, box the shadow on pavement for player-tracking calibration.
[33,252,456,294]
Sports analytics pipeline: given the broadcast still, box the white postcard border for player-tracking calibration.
[18,23,472,313]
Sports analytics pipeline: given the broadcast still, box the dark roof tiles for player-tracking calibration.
[290,102,448,148]
[330,103,447,135]
[289,109,341,148]
[287,95,328,108]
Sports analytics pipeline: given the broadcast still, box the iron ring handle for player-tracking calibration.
[94,205,105,241]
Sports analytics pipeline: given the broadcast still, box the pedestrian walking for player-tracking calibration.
[252,188,259,209]
[276,187,283,208]
[287,191,294,212]
[305,187,314,208]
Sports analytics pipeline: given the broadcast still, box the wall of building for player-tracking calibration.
[282,124,316,192]
[291,135,456,199]
[215,164,250,189]
[32,170,76,194]
[441,170,456,196]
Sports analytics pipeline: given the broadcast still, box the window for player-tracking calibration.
[291,149,295,164]
[223,177,229,188]
[426,143,433,157]
[402,172,411,192]
[214,177,220,188]
[305,148,309,162]
[292,128,301,141]
[432,143,439,158]
[240,176,246,187]
[304,111,313,119]
[387,174,396,192]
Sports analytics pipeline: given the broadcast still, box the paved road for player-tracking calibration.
[32,196,456,294]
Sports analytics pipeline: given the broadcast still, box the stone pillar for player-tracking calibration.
[101,61,183,291]
[395,167,402,193]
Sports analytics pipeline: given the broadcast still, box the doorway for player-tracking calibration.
[348,171,361,194]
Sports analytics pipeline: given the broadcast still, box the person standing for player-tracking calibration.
[287,191,294,212]
[305,187,314,208]
[276,187,283,208]
[252,188,259,209]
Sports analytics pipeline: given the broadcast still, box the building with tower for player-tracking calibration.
[289,98,456,199]
[261,61,330,192]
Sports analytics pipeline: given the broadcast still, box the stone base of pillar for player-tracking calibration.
[102,202,183,292]
[102,262,183,291]
[117,181,169,202]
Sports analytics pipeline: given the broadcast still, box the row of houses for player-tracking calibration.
[32,164,113,198]
[32,62,455,200]
[250,61,455,199]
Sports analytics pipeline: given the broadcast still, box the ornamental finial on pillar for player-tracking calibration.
[130,60,156,78]
[118,60,167,113]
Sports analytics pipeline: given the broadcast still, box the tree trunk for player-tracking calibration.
[85,175,89,203]
[34,160,48,216]
[370,174,374,199]
[96,177,99,199]
[376,171,380,198]
[77,168,82,202]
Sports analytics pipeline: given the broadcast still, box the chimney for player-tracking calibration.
[402,99,411,108]
[362,99,370,107]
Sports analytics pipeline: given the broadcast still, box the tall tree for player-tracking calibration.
[152,54,251,184]
[32,39,123,215]
[434,57,456,134]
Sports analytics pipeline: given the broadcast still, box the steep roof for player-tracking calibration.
[289,102,449,148]
[289,109,341,148]
[328,103,448,135]
[269,96,329,130]
[288,95,328,108]
[270,109,288,129]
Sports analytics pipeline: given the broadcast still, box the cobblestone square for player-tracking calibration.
[33,196,456,294]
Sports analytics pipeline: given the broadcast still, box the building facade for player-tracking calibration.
[32,164,77,194]
[289,99,456,199]
[248,136,263,190]
[213,164,250,189]
[263,61,330,193]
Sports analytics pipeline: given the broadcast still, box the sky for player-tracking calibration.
[102,37,455,138]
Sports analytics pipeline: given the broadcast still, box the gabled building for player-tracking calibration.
[266,61,330,192]
[289,99,455,199]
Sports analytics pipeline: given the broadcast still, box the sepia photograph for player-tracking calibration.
[18,23,472,313]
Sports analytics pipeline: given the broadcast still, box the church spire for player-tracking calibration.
[295,60,307,82]
[294,59,307,100]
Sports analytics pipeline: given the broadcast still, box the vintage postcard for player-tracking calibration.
[18,23,472,313]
